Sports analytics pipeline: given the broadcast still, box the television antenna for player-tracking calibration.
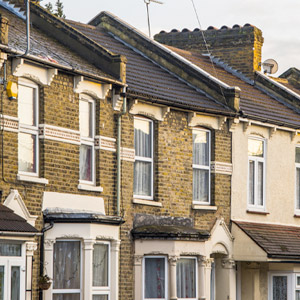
[144,0,164,38]
[261,59,278,74]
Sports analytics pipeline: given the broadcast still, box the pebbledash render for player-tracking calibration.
[0,1,300,300]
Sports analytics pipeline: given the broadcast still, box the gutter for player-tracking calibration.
[0,231,41,237]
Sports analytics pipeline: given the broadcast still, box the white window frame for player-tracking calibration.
[92,242,111,300]
[79,94,96,185]
[176,257,198,300]
[142,256,168,300]
[52,239,82,299]
[268,272,293,300]
[295,146,300,214]
[18,78,39,177]
[247,136,266,211]
[192,128,211,204]
[134,117,154,200]
[0,242,25,300]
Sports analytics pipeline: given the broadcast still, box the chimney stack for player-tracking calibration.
[0,15,9,46]
[154,24,264,79]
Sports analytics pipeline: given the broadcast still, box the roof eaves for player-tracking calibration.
[92,11,241,111]
[29,3,126,83]
[0,0,25,19]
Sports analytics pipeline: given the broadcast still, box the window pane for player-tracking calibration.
[53,241,80,290]
[296,147,300,163]
[0,243,21,256]
[257,161,264,206]
[176,258,196,299]
[18,133,37,173]
[0,266,4,300]
[193,169,209,202]
[248,161,255,205]
[193,130,209,166]
[248,139,264,157]
[134,119,152,158]
[297,169,300,209]
[272,276,287,300]
[80,145,93,181]
[18,84,36,126]
[79,100,93,138]
[144,257,165,299]
[134,161,151,196]
[53,294,80,300]
[93,296,108,300]
[296,290,300,300]
[11,266,20,300]
[93,244,108,287]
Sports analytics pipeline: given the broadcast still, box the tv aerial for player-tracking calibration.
[144,0,164,38]
[261,59,278,74]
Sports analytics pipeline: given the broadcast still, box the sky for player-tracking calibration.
[44,0,300,76]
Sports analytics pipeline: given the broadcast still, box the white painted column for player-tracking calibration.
[83,239,95,300]
[169,255,178,300]
[25,242,37,300]
[220,259,236,300]
[204,258,213,300]
[111,240,121,300]
[198,256,206,300]
[43,239,55,300]
[134,255,143,300]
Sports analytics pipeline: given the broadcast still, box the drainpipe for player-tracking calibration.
[116,87,127,216]
[39,221,54,300]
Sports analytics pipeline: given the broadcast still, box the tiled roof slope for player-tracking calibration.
[0,204,37,233]
[234,221,300,259]
[67,20,233,114]
[0,5,116,81]
[166,46,300,128]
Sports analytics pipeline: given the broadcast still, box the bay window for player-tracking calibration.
[193,129,210,204]
[79,95,95,184]
[18,79,39,176]
[248,137,265,209]
[134,117,153,199]
[176,258,197,300]
[143,256,167,300]
[296,147,300,211]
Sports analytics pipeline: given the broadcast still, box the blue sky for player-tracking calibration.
[44,0,300,75]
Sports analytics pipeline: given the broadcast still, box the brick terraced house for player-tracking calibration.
[0,1,300,300]
[155,24,300,300]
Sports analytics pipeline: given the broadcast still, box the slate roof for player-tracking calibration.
[0,4,117,81]
[165,46,300,128]
[0,204,37,233]
[233,221,300,259]
[67,20,233,114]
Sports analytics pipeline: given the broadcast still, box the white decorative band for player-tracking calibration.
[96,135,116,152]
[0,115,19,132]
[121,147,135,162]
[39,124,80,145]
[211,161,232,175]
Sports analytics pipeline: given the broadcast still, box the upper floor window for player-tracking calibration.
[248,137,265,209]
[193,129,210,204]
[296,146,300,211]
[18,79,39,176]
[134,117,153,199]
[79,95,95,184]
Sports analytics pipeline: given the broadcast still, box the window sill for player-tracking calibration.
[246,209,269,215]
[133,198,162,207]
[17,174,49,185]
[192,204,217,211]
[294,214,300,218]
[78,184,103,192]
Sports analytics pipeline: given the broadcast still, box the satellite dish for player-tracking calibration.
[262,59,278,74]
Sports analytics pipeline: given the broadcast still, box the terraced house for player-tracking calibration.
[0,1,300,300]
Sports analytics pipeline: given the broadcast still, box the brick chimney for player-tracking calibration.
[0,15,9,45]
[154,24,264,79]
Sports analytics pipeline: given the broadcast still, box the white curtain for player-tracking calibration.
[272,276,287,300]
[11,266,20,300]
[144,257,165,298]
[257,162,264,205]
[93,244,108,287]
[193,169,209,202]
[80,145,92,181]
[193,131,209,166]
[297,168,300,209]
[53,295,80,300]
[92,295,108,300]
[134,161,151,196]
[248,161,255,204]
[176,258,196,299]
[53,241,81,290]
